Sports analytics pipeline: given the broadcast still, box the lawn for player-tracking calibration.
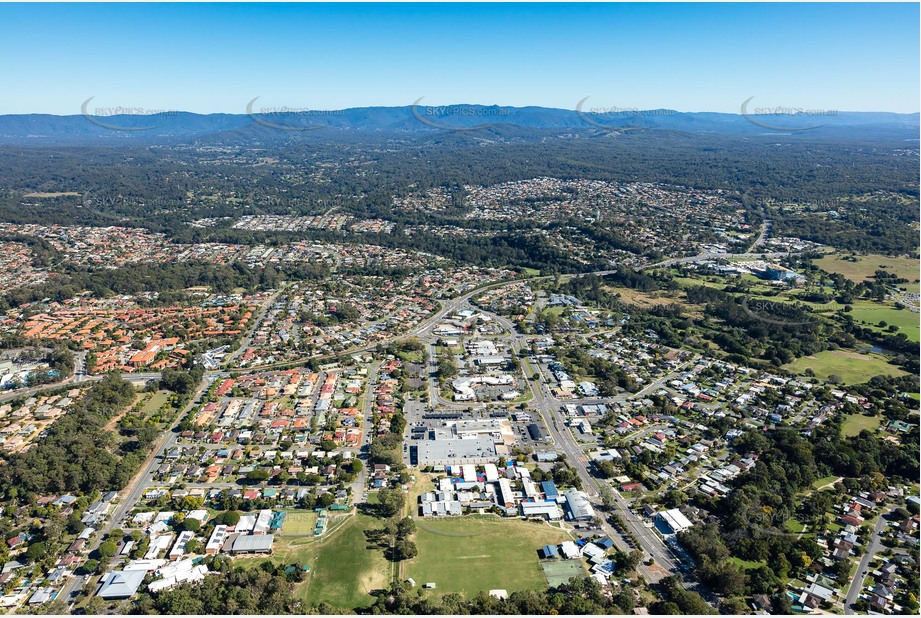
[543,306,567,317]
[729,557,767,570]
[294,514,390,608]
[784,350,905,385]
[840,414,882,437]
[521,267,541,277]
[784,518,806,534]
[395,349,425,363]
[405,517,572,597]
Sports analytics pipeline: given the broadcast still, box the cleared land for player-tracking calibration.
[811,476,841,490]
[405,516,572,597]
[23,191,80,198]
[784,350,905,385]
[840,414,882,437]
[140,391,170,415]
[813,253,919,288]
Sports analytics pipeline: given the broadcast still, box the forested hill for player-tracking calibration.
[0,106,917,145]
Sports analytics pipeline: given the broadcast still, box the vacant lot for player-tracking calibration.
[405,517,571,597]
[840,414,882,437]
[784,350,905,385]
[141,390,170,415]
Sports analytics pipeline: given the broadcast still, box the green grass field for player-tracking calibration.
[784,518,806,533]
[238,513,389,609]
[729,557,767,570]
[784,350,906,385]
[280,510,318,535]
[405,517,572,597]
[846,304,920,342]
[141,391,170,415]
[543,306,567,317]
[395,349,425,363]
[294,514,390,608]
[811,476,840,490]
[840,414,882,437]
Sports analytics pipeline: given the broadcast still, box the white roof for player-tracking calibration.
[235,514,257,532]
[657,508,693,532]
[186,509,209,523]
[123,559,167,572]
[97,570,146,599]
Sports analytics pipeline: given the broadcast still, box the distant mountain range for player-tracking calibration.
[0,104,917,145]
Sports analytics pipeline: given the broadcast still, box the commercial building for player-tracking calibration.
[520,501,563,520]
[656,508,694,534]
[563,489,596,521]
[527,423,548,442]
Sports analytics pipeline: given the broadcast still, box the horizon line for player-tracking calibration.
[2,104,919,117]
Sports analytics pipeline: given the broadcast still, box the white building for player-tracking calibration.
[656,508,693,534]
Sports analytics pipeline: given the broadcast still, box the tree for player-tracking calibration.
[182,518,201,532]
[25,542,47,563]
[246,469,271,483]
[98,540,117,558]
[396,517,416,537]
[772,590,793,615]
[221,510,241,526]
[377,487,405,518]
[391,539,418,561]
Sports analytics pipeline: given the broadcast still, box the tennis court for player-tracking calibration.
[541,559,586,588]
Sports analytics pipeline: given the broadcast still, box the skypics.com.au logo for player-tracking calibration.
[81,97,180,131]
[410,97,510,131]
[740,96,838,132]
[246,97,344,132]
[575,96,676,132]
[740,297,845,328]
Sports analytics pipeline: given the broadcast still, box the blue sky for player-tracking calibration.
[1,3,918,114]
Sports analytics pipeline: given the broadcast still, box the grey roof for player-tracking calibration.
[563,488,596,521]
[97,570,146,599]
[230,534,275,553]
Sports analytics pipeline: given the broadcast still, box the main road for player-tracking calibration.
[483,308,687,582]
